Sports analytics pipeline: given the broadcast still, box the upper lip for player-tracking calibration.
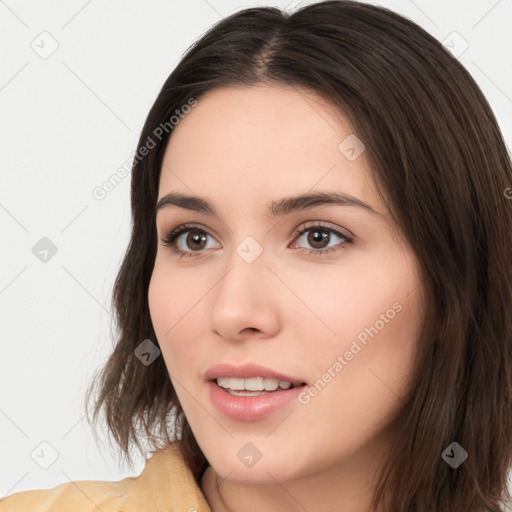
[205,363,306,386]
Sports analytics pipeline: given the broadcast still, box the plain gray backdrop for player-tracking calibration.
[1,0,511,497]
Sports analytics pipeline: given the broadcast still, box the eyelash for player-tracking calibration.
[160,222,354,260]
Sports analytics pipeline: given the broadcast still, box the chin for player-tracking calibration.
[205,448,300,484]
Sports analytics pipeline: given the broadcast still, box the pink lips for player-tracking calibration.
[204,362,305,386]
[205,363,307,422]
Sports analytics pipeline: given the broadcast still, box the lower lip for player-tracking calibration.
[208,381,305,422]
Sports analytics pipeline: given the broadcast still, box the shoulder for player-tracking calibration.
[0,444,211,512]
[0,478,132,512]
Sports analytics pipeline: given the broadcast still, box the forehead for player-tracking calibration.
[159,84,380,214]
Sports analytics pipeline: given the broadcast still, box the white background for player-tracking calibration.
[1,0,511,497]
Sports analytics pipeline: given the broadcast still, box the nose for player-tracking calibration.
[207,243,281,342]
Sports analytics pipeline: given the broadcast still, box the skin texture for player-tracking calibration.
[148,84,424,512]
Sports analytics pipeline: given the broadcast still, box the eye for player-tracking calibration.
[290,222,353,256]
[159,221,354,259]
[160,223,220,259]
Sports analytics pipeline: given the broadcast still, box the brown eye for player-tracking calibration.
[306,228,330,249]
[160,223,220,258]
[292,223,353,256]
[183,230,208,251]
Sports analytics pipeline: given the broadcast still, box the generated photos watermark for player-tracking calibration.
[92,97,198,201]
[298,301,403,405]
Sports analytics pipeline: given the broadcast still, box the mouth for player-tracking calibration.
[213,376,307,396]
[204,363,308,420]
[207,377,308,421]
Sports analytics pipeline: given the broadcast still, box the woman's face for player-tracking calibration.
[148,84,423,486]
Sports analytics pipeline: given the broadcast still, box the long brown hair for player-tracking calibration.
[84,1,512,510]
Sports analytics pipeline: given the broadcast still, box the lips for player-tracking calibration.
[204,362,307,387]
[205,363,307,421]
[207,381,306,421]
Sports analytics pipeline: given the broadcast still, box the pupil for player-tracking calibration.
[309,230,329,249]
[187,231,206,250]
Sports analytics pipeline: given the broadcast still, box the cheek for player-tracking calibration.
[287,254,417,341]
[148,261,213,382]
[287,246,422,387]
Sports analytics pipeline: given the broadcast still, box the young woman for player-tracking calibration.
[2,1,511,511]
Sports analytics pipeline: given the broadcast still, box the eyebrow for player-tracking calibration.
[155,191,381,217]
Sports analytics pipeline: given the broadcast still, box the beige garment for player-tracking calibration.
[0,443,212,512]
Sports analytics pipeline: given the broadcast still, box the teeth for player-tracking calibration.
[227,389,266,396]
[216,376,294,391]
